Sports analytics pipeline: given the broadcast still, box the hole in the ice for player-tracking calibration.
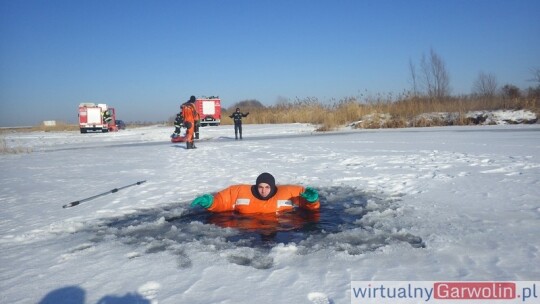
[165,186,425,250]
[92,186,425,268]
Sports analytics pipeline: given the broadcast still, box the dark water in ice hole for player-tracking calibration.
[167,200,364,248]
[95,187,425,256]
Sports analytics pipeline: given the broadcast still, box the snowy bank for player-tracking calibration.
[350,109,538,129]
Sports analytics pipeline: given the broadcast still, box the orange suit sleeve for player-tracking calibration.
[283,185,320,211]
[207,185,243,212]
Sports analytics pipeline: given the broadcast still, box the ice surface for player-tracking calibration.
[1,123,539,303]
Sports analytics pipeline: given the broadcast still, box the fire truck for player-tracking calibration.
[78,103,118,133]
[196,97,221,126]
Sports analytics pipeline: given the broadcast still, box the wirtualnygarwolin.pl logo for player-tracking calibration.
[350,281,538,304]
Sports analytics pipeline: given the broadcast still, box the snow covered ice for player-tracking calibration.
[1,123,539,303]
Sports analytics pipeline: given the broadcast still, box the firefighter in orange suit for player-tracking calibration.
[181,95,200,149]
[191,172,320,214]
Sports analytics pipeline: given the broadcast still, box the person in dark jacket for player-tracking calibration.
[172,113,183,137]
[103,109,112,123]
[229,108,249,140]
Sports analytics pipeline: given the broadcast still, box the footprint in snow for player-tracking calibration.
[138,281,160,303]
[308,292,332,304]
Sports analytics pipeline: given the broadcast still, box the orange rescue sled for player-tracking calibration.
[171,134,187,143]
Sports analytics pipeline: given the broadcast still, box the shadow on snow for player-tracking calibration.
[38,285,150,304]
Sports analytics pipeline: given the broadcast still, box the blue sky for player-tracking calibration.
[1,0,539,127]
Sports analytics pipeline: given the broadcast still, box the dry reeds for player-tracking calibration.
[223,95,538,130]
[0,137,32,154]
[30,121,80,132]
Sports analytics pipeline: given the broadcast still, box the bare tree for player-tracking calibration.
[528,67,540,85]
[472,72,498,97]
[527,67,540,98]
[501,84,521,99]
[420,48,450,98]
[408,58,419,97]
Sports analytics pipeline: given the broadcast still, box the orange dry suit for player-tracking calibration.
[208,184,320,214]
[207,209,321,234]
[181,102,199,143]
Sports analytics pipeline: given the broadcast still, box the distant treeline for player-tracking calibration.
[220,92,538,130]
[6,89,537,133]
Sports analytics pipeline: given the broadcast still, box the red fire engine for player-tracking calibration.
[78,103,118,133]
[196,97,221,126]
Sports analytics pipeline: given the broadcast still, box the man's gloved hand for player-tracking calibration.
[300,186,319,203]
[191,194,214,209]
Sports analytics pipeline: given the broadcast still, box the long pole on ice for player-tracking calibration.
[62,180,146,209]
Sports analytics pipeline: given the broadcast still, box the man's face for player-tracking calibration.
[257,183,271,198]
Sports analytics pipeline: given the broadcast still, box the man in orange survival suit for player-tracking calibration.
[190,172,320,213]
[181,95,200,149]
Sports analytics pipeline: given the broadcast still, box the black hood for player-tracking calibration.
[251,172,277,200]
